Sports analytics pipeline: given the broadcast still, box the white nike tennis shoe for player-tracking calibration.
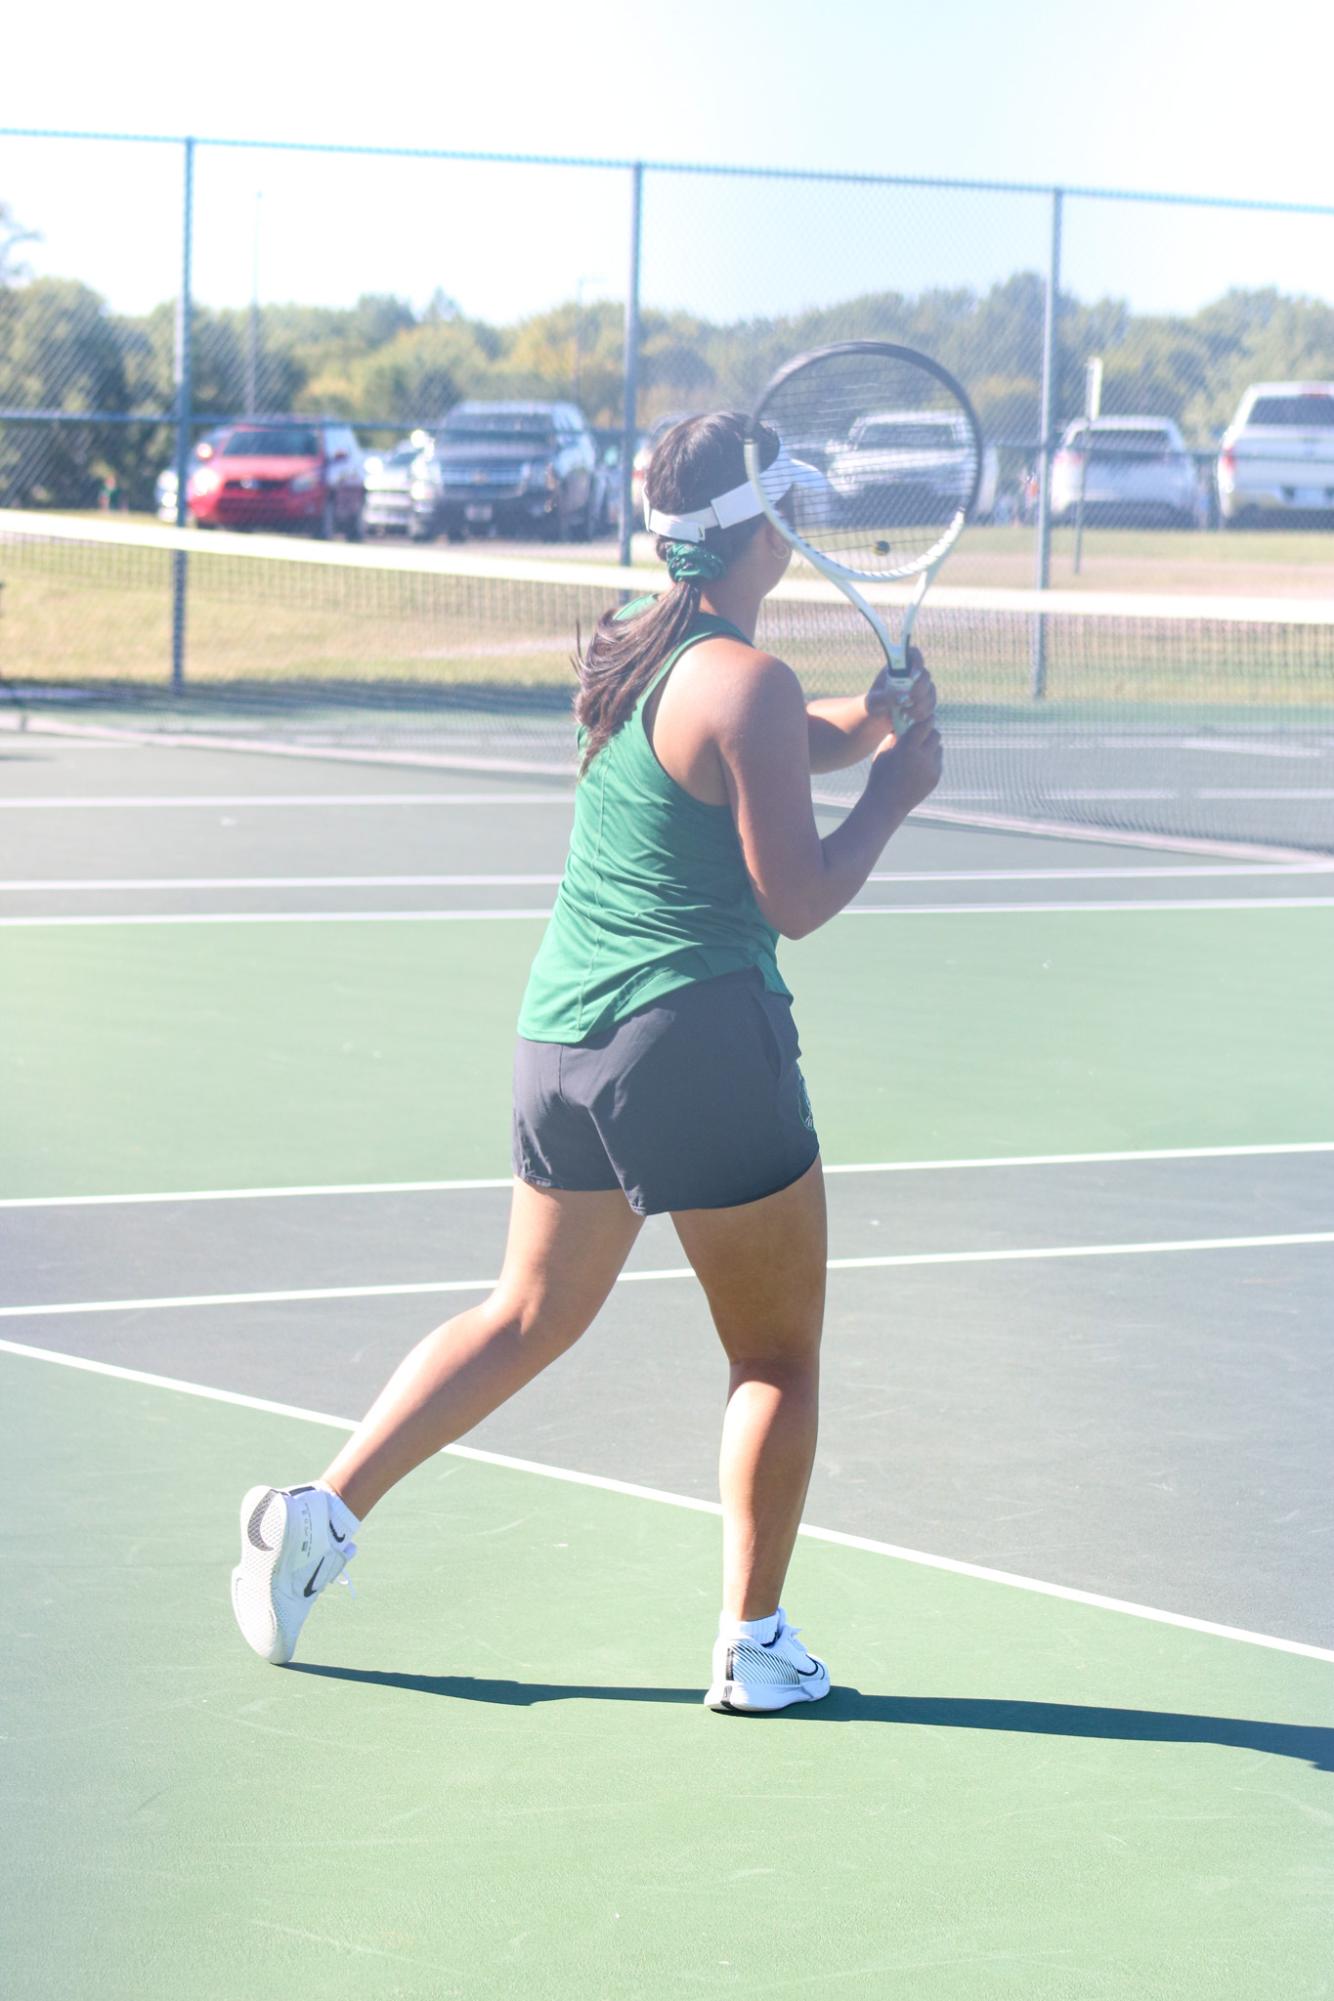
[705,1610,831,1714]
[231,1484,359,1665]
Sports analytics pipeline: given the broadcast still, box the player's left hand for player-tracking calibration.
[866,647,935,728]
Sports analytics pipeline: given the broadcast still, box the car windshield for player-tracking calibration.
[1248,395,1334,428]
[222,427,321,457]
[856,422,960,451]
[1069,427,1175,454]
[444,413,558,447]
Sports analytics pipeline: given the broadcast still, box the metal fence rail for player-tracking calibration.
[3,124,1334,696]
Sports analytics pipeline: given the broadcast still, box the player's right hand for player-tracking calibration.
[871,717,943,813]
[865,647,935,727]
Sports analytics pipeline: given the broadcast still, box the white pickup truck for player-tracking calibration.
[1217,381,1334,527]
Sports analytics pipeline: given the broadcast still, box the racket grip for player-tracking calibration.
[885,663,919,732]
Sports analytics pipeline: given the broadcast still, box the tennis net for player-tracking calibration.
[2,510,1332,857]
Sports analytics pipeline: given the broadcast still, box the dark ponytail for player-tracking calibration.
[573,412,780,772]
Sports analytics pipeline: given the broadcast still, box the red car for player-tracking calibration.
[186,421,365,538]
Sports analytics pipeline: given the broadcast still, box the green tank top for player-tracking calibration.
[517,607,790,1044]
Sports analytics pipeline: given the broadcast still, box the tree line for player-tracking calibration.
[3,200,1332,507]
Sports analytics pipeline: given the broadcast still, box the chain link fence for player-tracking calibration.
[3,127,1334,583]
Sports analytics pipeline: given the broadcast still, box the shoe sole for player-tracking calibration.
[231,1486,290,1663]
[705,1670,831,1714]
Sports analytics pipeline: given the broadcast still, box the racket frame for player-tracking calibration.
[745,340,984,717]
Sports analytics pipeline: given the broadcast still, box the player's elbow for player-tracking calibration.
[780,903,825,941]
[759,888,826,941]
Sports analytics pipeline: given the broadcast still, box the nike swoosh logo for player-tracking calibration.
[798,1660,824,1677]
[329,1523,346,1545]
[303,1559,326,1598]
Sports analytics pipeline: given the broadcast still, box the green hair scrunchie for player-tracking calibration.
[664,540,726,584]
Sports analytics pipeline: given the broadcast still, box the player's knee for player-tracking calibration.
[485,1280,593,1354]
[716,1315,824,1374]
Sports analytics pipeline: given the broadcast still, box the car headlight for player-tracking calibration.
[188,467,221,497]
[289,471,319,493]
[410,479,435,499]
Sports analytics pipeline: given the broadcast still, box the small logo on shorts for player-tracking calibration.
[796,1069,815,1133]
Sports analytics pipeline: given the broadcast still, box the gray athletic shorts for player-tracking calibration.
[512,968,819,1217]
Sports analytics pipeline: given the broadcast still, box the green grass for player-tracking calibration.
[0,537,593,690]
[952,523,1334,597]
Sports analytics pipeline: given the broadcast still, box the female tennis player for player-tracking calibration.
[231,412,941,1712]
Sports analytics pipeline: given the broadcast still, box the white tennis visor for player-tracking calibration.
[643,443,803,543]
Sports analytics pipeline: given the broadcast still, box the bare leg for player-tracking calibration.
[322,1181,643,1521]
[672,1158,826,1621]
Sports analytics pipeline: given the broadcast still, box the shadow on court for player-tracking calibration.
[287,1663,1333,1769]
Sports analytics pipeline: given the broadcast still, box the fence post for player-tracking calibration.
[618,161,644,569]
[1031,185,1063,700]
[170,134,196,695]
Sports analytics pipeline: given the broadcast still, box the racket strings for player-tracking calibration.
[758,349,981,581]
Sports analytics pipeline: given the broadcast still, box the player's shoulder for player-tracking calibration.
[675,636,803,744]
[685,634,800,699]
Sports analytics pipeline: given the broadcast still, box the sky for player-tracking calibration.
[4,0,1333,330]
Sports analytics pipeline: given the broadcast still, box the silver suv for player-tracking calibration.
[1051,416,1200,528]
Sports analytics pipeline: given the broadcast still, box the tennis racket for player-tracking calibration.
[745,340,983,727]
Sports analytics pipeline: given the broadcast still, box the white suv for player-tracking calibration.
[825,410,998,522]
[1050,416,1199,527]
[1217,382,1334,527]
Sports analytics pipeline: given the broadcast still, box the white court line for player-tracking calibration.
[3,863,1332,894]
[0,874,567,892]
[3,1140,1331,1211]
[942,788,1334,803]
[1,1335,1330,1667]
[4,1229,1332,1321]
[0,908,556,928]
[873,862,1334,881]
[895,802,1322,865]
[0,715,576,780]
[1200,788,1334,801]
[841,897,1334,916]
[1179,738,1327,760]
[7,721,1324,865]
[4,896,1334,930]
[0,792,575,810]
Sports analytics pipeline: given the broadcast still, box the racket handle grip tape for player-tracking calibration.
[883,576,930,728]
[882,654,921,733]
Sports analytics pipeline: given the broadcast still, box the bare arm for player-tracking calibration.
[712,647,941,940]
[805,647,931,772]
[806,694,892,773]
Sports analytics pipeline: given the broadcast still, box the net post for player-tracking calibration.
[618,160,644,571]
[1031,185,1063,700]
[170,134,196,696]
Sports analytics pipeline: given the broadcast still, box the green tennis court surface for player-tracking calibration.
[3,734,1332,1998]
[6,1356,1331,2001]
